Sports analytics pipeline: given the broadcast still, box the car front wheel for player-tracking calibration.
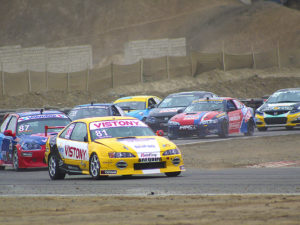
[13,149,20,171]
[90,153,101,179]
[48,154,65,180]
[165,171,181,177]
[257,127,268,131]
[218,120,229,138]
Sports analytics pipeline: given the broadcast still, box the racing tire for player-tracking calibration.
[165,171,181,177]
[13,149,20,171]
[286,126,294,130]
[48,154,65,180]
[257,127,268,132]
[89,153,101,180]
[218,120,229,138]
[0,166,5,170]
[244,119,255,136]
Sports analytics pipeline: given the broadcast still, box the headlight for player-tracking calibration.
[146,116,156,123]
[200,119,218,125]
[163,148,180,156]
[21,142,42,150]
[168,120,180,125]
[108,152,135,158]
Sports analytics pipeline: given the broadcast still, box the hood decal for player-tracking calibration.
[118,138,160,158]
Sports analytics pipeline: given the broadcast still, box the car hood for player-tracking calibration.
[259,102,300,111]
[126,110,144,117]
[149,107,185,117]
[171,111,224,125]
[94,136,176,156]
[18,133,49,145]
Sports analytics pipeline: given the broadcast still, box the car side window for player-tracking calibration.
[233,100,243,109]
[6,116,17,133]
[60,123,76,140]
[148,98,156,108]
[0,115,12,133]
[227,100,237,111]
[70,122,87,142]
[112,105,121,116]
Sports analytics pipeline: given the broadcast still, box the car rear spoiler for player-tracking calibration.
[44,126,65,136]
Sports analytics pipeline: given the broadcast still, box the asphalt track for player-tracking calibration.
[1,127,300,196]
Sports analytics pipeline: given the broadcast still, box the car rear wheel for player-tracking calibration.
[13,149,20,171]
[0,166,5,170]
[218,120,229,138]
[90,153,101,180]
[244,119,255,136]
[257,127,268,131]
[48,154,65,180]
[165,171,181,177]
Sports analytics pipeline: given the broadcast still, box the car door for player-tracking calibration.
[0,116,17,164]
[57,122,89,171]
[226,100,243,134]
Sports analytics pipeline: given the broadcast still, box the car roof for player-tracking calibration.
[193,97,233,103]
[17,110,66,117]
[73,116,139,123]
[166,91,214,97]
[274,88,300,92]
[72,103,114,108]
[114,95,159,102]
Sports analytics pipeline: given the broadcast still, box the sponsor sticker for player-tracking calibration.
[90,119,146,130]
[179,125,196,130]
[18,114,67,122]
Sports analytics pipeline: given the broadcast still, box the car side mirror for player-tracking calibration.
[156,130,164,136]
[4,130,15,137]
[177,109,183,114]
[84,135,88,142]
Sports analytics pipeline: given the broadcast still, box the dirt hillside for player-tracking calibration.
[1,67,299,109]
[0,0,299,65]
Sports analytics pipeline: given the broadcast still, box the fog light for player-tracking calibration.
[116,160,127,169]
[172,157,180,166]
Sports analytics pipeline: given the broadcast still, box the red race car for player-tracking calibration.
[0,110,71,171]
[167,97,255,139]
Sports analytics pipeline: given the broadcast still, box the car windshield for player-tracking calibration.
[185,101,224,112]
[267,91,300,103]
[17,118,70,135]
[115,101,146,110]
[89,119,154,141]
[158,95,199,108]
[68,106,110,120]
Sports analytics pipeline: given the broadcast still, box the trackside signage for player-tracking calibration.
[90,120,147,130]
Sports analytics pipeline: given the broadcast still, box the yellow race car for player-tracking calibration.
[45,116,184,180]
[114,95,161,121]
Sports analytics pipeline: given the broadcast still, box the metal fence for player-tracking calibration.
[0,46,299,97]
